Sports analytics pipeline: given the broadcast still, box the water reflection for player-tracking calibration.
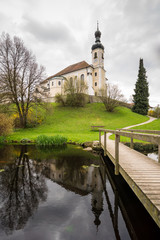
[147,152,158,162]
[41,147,106,231]
[0,145,47,235]
[0,145,159,240]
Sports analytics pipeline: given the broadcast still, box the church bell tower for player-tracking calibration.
[91,22,106,94]
[91,22,104,68]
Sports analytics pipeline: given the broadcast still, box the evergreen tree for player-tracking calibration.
[132,58,149,115]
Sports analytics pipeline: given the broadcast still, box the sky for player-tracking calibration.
[0,0,160,106]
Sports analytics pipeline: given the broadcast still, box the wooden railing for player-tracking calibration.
[116,129,160,150]
[116,128,160,134]
[99,129,160,175]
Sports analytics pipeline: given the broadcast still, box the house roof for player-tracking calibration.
[41,61,92,84]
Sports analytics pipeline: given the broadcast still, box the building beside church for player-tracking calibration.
[40,24,107,101]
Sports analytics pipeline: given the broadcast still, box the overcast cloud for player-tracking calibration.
[0,0,160,106]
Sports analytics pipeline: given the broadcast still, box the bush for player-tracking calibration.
[55,78,88,107]
[148,105,160,118]
[0,136,5,144]
[12,108,45,128]
[36,135,67,146]
[0,113,13,136]
[55,93,66,106]
[66,93,86,107]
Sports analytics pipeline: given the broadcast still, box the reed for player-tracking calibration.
[36,135,67,146]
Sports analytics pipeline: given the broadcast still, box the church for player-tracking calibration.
[40,24,107,101]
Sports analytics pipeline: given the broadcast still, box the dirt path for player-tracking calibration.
[122,116,157,129]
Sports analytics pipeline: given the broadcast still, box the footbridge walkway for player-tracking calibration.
[99,126,160,228]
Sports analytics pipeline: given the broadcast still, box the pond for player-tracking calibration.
[0,144,160,240]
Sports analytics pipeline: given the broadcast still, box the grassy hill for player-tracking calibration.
[132,118,160,130]
[7,103,149,143]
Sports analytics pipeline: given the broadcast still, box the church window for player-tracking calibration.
[52,81,54,86]
[47,83,49,88]
[95,82,97,86]
[94,52,97,59]
[58,81,61,86]
[95,72,97,76]
[102,53,104,59]
[80,74,84,84]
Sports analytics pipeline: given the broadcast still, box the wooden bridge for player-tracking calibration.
[99,128,160,228]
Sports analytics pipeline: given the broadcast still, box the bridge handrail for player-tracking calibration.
[98,128,160,175]
[98,128,160,145]
[116,129,160,135]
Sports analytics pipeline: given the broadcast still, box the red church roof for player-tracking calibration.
[41,61,92,84]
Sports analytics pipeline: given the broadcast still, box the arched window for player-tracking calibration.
[102,53,104,59]
[94,52,97,59]
[80,74,84,84]
[58,81,61,86]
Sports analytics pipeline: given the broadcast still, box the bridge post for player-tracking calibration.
[99,131,101,147]
[130,131,134,149]
[130,137,134,149]
[115,134,120,175]
[104,131,107,156]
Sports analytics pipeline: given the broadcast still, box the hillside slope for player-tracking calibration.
[8,103,149,143]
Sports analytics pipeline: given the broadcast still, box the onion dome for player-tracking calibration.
[92,22,104,51]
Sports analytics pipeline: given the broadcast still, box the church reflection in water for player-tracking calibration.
[43,157,105,230]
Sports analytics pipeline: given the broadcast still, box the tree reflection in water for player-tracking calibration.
[0,145,47,234]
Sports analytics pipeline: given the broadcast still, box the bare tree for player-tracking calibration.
[99,84,125,112]
[0,33,45,127]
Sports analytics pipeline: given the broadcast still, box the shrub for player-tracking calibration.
[66,93,86,107]
[0,136,5,144]
[55,93,66,106]
[36,135,67,146]
[12,108,45,128]
[148,105,160,118]
[55,78,88,107]
[0,113,13,136]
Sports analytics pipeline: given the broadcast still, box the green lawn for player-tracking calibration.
[110,117,159,143]
[7,103,149,143]
[132,118,160,130]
